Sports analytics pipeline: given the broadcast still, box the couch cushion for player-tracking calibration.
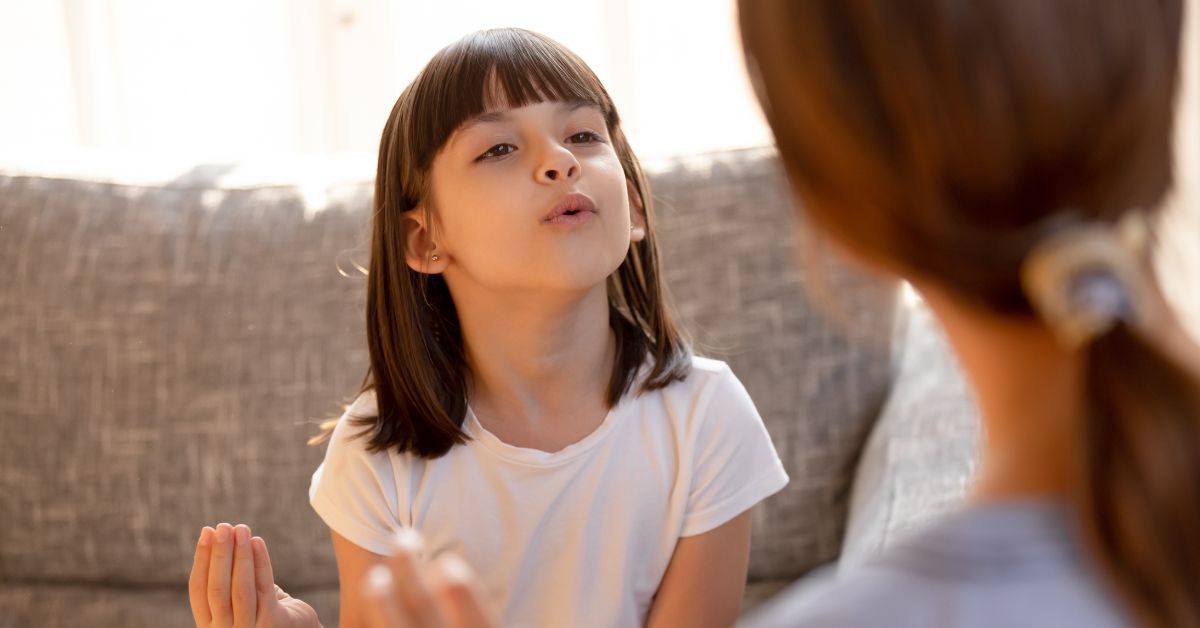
[0,582,339,628]
[839,296,982,567]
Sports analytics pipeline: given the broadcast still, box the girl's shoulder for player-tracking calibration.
[321,389,408,468]
[322,389,379,444]
[655,354,735,393]
[687,354,733,377]
[640,355,764,435]
[652,355,746,407]
[345,389,378,417]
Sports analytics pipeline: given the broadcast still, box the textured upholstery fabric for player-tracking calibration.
[0,584,339,628]
[839,298,982,567]
[0,148,899,626]
[0,177,367,591]
[648,150,898,580]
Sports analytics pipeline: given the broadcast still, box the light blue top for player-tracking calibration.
[742,500,1132,627]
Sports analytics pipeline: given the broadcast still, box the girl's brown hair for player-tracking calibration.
[739,1,1198,625]
[315,28,690,458]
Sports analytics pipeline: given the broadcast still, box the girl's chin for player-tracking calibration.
[513,265,624,296]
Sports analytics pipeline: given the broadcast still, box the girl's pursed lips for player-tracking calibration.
[542,193,597,224]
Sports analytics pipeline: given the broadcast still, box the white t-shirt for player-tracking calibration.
[309,356,789,628]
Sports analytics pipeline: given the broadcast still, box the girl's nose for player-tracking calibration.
[537,146,580,183]
[543,165,577,181]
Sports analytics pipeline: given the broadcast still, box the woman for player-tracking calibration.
[735,1,1198,626]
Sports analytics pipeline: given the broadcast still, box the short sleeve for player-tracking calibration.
[681,364,790,537]
[309,393,406,555]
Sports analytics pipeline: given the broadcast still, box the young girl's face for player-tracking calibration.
[412,100,643,295]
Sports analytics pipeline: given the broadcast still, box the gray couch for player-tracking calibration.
[0,148,979,628]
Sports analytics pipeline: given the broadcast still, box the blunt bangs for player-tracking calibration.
[403,28,619,174]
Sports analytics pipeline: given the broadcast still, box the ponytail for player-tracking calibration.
[1080,320,1200,628]
[1021,212,1200,627]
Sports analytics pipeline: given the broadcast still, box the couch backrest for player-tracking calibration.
[649,150,898,581]
[0,149,897,590]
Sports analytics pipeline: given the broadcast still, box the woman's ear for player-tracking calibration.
[627,180,647,243]
[403,207,448,274]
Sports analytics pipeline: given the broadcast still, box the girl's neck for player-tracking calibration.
[451,281,615,441]
[918,284,1086,505]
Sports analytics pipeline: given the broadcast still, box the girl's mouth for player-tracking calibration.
[543,193,597,225]
[544,208,596,225]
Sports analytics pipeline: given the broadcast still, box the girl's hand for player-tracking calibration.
[189,522,321,628]
[359,531,496,628]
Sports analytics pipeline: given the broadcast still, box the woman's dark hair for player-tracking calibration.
[739,1,1198,625]
[314,28,690,458]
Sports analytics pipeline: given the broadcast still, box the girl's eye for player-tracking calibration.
[567,131,604,144]
[476,143,517,161]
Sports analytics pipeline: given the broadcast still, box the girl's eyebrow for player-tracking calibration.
[458,110,512,135]
[458,101,601,135]
[564,101,605,119]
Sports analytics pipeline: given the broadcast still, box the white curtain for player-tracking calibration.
[0,0,771,161]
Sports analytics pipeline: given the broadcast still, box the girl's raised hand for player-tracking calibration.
[359,530,496,628]
[189,523,321,628]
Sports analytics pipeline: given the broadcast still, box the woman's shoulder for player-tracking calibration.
[743,562,1127,628]
[742,503,1130,628]
[739,563,930,628]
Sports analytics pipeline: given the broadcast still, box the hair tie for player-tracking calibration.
[1020,211,1152,349]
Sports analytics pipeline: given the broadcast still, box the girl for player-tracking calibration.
[188,28,789,628]
[360,1,1200,627]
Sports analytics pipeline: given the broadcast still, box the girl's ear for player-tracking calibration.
[627,180,647,243]
[403,207,448,274]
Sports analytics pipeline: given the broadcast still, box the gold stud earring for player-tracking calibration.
[430,254,440,262]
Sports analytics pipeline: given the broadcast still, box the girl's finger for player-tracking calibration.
[429,554,494,628]
[188,527,215,626]
[207,522,236,626]
[385,529,445,628]
[251,537,280,612]
[230,525,258,627]
[362,564,414,628]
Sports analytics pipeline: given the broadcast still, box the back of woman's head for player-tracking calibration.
[333,28,689,459]
[739,1,1199,625]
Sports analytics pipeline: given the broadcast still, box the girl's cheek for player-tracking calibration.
[586,152,624,176]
